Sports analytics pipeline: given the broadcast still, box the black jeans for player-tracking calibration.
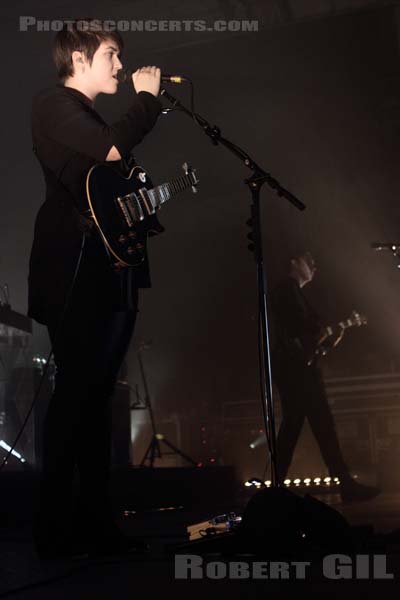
[35,302,137,548]
[275,361,349,482]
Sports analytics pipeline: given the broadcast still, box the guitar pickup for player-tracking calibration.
[116,193,144,224]
[126,192,145,222]
[116,196,133,227]
[138,188,156,215]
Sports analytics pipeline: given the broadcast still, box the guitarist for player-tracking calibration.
[271,251,380,503]
[28,19,163,558]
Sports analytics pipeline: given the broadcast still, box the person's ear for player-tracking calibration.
[72,50,85,69]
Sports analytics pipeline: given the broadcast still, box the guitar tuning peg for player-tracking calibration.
[182,162,198,193]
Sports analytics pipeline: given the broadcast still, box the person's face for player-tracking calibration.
[77,39,123,95]
[291,252,316,285]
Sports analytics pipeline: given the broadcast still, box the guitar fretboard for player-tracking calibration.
[117,171,197,227]
[146,174,195,212]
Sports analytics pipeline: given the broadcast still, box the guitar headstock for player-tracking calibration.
[182,162,199,194]
[349,310,368,327]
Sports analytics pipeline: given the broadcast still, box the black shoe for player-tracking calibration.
[340,480,381,503]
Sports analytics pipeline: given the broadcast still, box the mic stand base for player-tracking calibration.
[140,434,198,468]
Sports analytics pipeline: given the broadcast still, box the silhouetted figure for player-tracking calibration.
[271,251,380,503]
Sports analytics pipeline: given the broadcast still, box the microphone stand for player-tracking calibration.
[137,345,197,468]
[161,88,305,487]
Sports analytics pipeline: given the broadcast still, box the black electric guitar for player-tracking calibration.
[85,162,199,267]
[306,310,367,366]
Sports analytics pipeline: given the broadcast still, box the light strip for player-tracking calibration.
[244,475,343,488]
[0,440,26,463]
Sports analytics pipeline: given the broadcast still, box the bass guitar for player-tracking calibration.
[307,309,367,366]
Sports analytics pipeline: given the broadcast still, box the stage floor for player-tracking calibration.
[1,481,400,598]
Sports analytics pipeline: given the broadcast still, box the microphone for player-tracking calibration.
[116,69,188,84]
[371,242,400,251]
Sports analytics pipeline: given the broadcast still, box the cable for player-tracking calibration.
[162,77,195,117]
[0,234,87,471]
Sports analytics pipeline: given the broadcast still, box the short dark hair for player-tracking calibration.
[52,18,124,82]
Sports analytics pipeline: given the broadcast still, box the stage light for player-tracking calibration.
[248,431,267,449]
[0,440,26,463]
[243,475,345,490]
[244,478,264,488]
[32,355,46,365]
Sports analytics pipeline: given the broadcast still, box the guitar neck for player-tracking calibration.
[145,174,195,210]
[337,319,355,330]
[322,320,351,338]
[323,318,362,337]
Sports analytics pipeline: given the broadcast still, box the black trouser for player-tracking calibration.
[274,361,349,482]
[35,302,137,547]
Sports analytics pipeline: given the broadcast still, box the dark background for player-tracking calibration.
[1,0,400,474]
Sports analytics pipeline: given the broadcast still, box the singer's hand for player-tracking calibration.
[132,66,161,97]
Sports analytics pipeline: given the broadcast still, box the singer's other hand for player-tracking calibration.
[132,66,161,97]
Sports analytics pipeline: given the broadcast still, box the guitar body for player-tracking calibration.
[86,164,157,267]
[86,161,198,267]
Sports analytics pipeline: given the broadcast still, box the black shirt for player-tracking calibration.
[271,276,322,368]
[28,84,162,325]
